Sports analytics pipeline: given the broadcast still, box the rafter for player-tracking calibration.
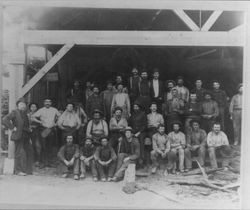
[201,11,223,31]
[173,10,200,31]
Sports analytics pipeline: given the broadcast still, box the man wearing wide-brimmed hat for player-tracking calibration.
[207,122,232,169]
[112,127,140,182]
[86,109,108,146]
[229,83,243,145]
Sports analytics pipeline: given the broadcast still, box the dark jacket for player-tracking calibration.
[3,109,30,141]
[86,94,104,117]
[119,137,140,161]
[212,89,228,108]
[150,79,164,100]
[57,144,79,161]
[80,144,96,158]
[94,145,117,162]
[129,110,147,133]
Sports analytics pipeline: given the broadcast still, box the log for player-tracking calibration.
[221,182,240,190]
[122,164,136,194]
[183,167,223,176]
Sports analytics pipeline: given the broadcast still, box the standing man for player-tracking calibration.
[168,122,186,173]
[128,67,141,105]
[112,127,140,182]
[86,86,104,119]
[66,80,84,107]
[164,80,176,102]
[150,124,170,174]
[83,81,93,109]
[211,80,228,130]
[109,107,128,152]
[207,122,232,169]
[33,98,61,167]
[184,120,207,172]
[150,68,164,112]
[129,102,147,166]
[184,92,201,133]
[201,91,219,133]
[94,137,117,182]
[137,70,151,113]
[175,76,189,103]
[113,75,128,93]
[101,81,116,122]
[229,83,242,145]
[3,100,33,175]
[191,78,206,103]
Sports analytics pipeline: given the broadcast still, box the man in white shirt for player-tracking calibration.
[33,98,61,167]
[207,122,232,169]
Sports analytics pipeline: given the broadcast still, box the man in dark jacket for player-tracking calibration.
[129,102,147,166]
[128,67,141,105]
[94,137,117,182]
[57,135,80,180]
[112,127,140,181]
[3,100,33,175]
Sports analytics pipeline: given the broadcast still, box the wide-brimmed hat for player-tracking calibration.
[114,106,123,113]
[170,120,182,128]
[92,109,103,116]
[124,126,134,133]
[189,119,201,126]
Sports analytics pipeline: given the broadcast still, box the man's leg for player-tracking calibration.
[150,150,159,168]
[219,146,231,168]
[233,110,242,145]
[80,160,86,175]
[96,161,105,179]
[23,133,34,174]
[73,158,80,175]
[197,146,206,167]
[108,160,117,178]
[178,148,185,171]
[90,159,98,178]
[113,159,131,180]
[184,148,192,170]
[208,147,218,169]
[138,132,146,164]
[14,138,26,174]
[115,153,127,173]
[167,150,177,172]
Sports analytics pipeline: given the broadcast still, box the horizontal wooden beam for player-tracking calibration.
[23,30,244,47]
[3,0,247,11]
[19,43,74,98]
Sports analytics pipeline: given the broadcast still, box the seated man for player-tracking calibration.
[168,122,186,173]
[151,124,170,174]
[207,122,232,169]
[109,107,128,152]
[112,127,140,182]
[184,120,207,172]
[94,137,117,182]
[79,138,98,181]
[57,135,80,180]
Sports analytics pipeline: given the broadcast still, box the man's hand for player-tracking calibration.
[161,152,167,159]
[69,158,74,166]
[64,160,69,166]
[99,160,105,166]
[80,156,85,161]
[134,132,140,137]
[123,157,130,163]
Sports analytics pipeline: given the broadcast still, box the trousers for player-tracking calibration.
[96,160,117,178]
[59,158,79,175]
[184,146,206,169]
[80,159,98,177]
[168,148,185,171]
[232,110,242,144]
[114,153,136,179]
[208,146,230,169]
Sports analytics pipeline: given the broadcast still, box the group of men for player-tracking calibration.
[2,67,242,182]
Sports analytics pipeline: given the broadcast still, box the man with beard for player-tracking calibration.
[137,70,151,113]
[109,107,128,152]
[33,98,61,167]
[86,109,108,146]
[129,102,147,166]
[128,67,141,105]
[79,138,98,181]
[111,127,140,182]
[3,99,33,175]
[175,76,190,103]
[86,86,105,119]
[229,83,243,145]
[164,80,176,102]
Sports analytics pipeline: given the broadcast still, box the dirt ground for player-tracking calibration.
[0,166,240,209]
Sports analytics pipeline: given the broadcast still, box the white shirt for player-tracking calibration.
[34,107,61,128]
[153,79,159,98]
[207,131,229,147]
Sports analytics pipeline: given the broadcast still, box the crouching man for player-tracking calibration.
[94,137,117,182]
[79,138,98,181]
[112,127,140,182]
[184,120,207,172]
[207,122,232,169]
[168,122,186,173]
[151,124,170,174]
[57,135,80,180]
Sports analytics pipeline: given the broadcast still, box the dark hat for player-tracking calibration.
[171,120,182,128]
[92,109,103,116]
[189,119,201,126]
[157,123,165,129]
[84,137,93,142]
[204,90,212,96]
[237,83,242,90]
[43,97,52,101]
[220,145,234,158]
[16,98,26,106]
[100,136,109,141]
[124,126,134,133]
[166,80,176,86]
[114,106,123,113]
[133,101,142,108]
[152,68,160,73]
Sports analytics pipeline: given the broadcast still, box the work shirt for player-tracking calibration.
[152,79,159,97]
[163,97,184,116]
[207,131,229,147]
[109,117,128,131]
[184,102,201,118]
[80,144,96,158]
[86,120,109,138]
[129,110,147,133]
[86,94,104,117]
[152,133,170,153]
[34,107,61,128]
[175,86,189,102]
[94,145,117,162]
[119,137,140,161]
[191,87,206,102]
[139,79,151,96]
[57,110,81,128]
[212,89,228,108]
[229,94,242,114]
[168,131,186,149]
[186,128,207,147]
[57,144,79,161]
[111,93,130,118]
[201,100,219,117]
[147,112,164,128]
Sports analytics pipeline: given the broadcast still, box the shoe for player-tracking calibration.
[17,172,27,176]
[163,170,169,176]
[111,177,118,182]
[93,177,98,182]
[74,175,79,180]
[62,173,68,178]
[80,174,85,179]
[101,178,107,182]
[180,169,185,173]
[107,177,112,182]
[184,168,190,172]
[151,167,157,174]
